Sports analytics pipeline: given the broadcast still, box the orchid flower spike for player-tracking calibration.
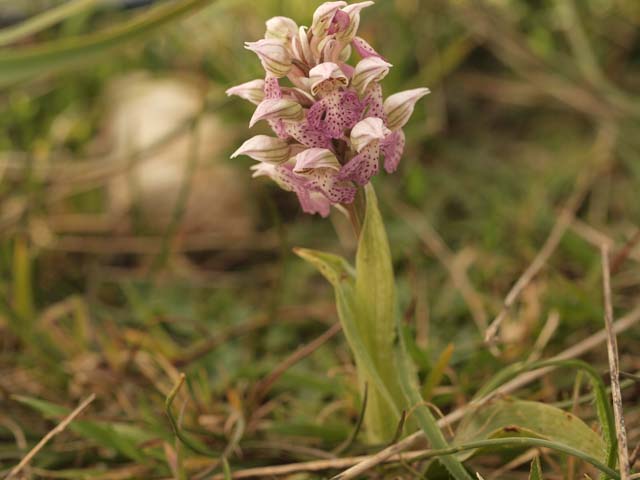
[228,1,429,216]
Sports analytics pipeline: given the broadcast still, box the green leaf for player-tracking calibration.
[422,343,454,401]
[352,184,406,442]
[0,0,214,87]
[355,184,396,357]
[0,0,98,48]
[13,395,157,462]
[529,456,543,480]
[294,247,400,432]
[473,358,616,476]
[455,398,606,463]
[294,248,355,289]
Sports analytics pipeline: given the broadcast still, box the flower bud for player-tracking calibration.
[231,135,291,163]
[308,62,348,96]
[338,1,374,42]
[225,79,265,105]
[292,26,313,65]
[250,99,304,127]
[350,117,391,152]
[293,148,341,173]
[311,2,347,37]
[245,39,292,78]
[265,16,298,41]
[383,87,430,130]
[351,57,392,96]
[327,10,350,35]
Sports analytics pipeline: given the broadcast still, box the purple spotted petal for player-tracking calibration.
[307,90,364,138]
[297,190,332,217]
[338,142,380,185]
[264,76,282,99]
[269,119,289,139]
[304,171,356,204]
[285,120,332,148]
[381,129,405,173]
[352,36,384,59]
[252,162,331,216]
[363,83,385,119]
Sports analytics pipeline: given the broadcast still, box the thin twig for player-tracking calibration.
[389,196,487,332]
[485,125,616,345]
[5,393,96,479]
[333,382,368,455]
[484,205,576,344]
[249,322,342,405]
[526,310,560,363]
[601,245,631,479]
[611,229,640,274]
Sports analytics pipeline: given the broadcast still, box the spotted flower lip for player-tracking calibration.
[229,1,429,216]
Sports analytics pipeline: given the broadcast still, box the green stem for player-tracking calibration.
[401,437,619,479]
[397,306,473,479]
[344,187,365,238]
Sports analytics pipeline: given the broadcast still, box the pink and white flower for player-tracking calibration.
[229,1,429,216]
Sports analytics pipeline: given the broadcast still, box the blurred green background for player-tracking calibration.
[0,0,639,478]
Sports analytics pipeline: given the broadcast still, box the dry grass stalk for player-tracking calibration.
[5,393,96,479]
[484,126,615,345]
[601,245,631,479]
[526,310,560,363]
[389,196,488,333]
[483,206,576,344]
[249,322,342,405]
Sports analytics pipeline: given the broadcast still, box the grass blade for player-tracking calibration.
[0,0,214,87]
[0,0,98,48]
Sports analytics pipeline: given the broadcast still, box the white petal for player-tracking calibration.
[225,79,265,105]
[265,16,298,40]
[311,1,348,36]
[383,87,430,130]
[350,117,391,151]
[293,148,341,173]
[351,57,392,95]
[245,39,292,78]
[249,99,303,127]
[231,135,290,163]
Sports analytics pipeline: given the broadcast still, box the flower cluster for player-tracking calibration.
[228,1,429,217]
